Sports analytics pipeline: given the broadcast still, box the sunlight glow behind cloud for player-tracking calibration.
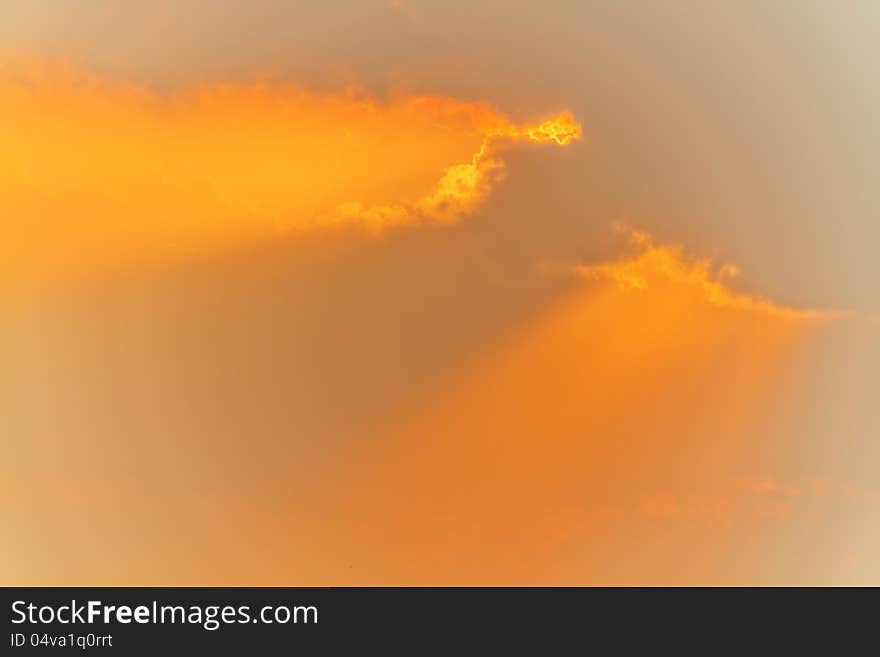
[337,112,580,228]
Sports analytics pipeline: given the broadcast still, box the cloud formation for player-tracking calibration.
[0,57,580,288]
[573,225,832,319]
[337,112,580,228]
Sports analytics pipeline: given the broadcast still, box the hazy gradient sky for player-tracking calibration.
[1,1,878,585]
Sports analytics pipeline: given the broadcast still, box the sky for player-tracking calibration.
[1,1,878,585]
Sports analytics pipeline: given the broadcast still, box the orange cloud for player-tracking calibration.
[338,112,580,227]
[0,57,580,290]
[573,225,833,319]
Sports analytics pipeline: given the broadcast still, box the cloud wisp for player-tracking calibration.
[571,225,840,320]
[337,112,580,228]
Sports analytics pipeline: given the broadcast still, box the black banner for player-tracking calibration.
[1,587,869,652]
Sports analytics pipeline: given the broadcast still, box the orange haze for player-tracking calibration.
[237,231,827,584]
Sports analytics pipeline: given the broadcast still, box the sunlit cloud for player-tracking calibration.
[0,57,580,289]
[2,1,876,590]
[338,112,580,227]
[571,224,837,320]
